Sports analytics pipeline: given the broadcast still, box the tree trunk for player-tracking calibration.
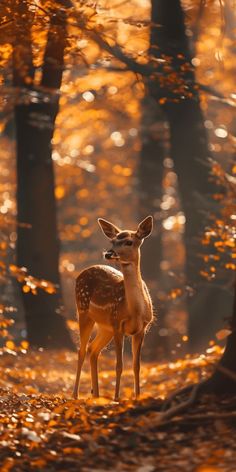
[13,0,74,348]
[204,279,236,393]
[139,98,164,285]
[150,0,229,353]
[138,98,167,358]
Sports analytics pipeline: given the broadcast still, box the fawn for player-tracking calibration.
[73,216,154,400]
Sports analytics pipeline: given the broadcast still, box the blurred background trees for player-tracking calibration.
[140,0,220,354]
[0,0,235,357]
[140,0,233,353]
[13,0,74,348]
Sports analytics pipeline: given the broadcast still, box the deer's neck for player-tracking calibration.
[121,256,146,317]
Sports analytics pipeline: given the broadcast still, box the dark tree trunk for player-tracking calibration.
[149,0,229,353]
[139,99,164,285]
[204,279,236,393]
[13,1,74,348]
[138,100,166,358]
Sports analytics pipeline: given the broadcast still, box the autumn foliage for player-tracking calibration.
[0,0,236,470]
[2,346,236,471]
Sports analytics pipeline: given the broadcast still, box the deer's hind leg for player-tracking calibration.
[132,330,144,398]
[88,327,113,398]
[73,312,95,399]
[114,331,124,401]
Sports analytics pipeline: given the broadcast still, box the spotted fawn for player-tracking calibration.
[73,216,154,400]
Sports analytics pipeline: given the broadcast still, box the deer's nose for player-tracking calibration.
[103,249,118,260]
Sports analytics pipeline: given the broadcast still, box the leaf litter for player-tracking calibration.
[0,347,236,471]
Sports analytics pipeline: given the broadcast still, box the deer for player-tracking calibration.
[73,216,154,401]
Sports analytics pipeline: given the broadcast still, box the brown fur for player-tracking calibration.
[73,216,154,400]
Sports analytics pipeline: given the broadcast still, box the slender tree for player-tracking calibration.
[138,96,167,357]
[139,100,164,286]
[206,278,236,393]
[13,0,74,348]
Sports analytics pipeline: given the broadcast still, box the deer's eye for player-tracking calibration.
[125,240,133,246]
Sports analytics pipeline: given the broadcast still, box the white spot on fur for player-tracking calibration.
[90,301,112,310]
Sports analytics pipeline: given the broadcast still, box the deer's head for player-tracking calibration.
[98,216,153,264]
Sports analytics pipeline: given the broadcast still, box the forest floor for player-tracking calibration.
[0,345,236,472]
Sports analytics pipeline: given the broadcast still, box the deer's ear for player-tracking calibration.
[98,218,121,240]
[136,216,153,239]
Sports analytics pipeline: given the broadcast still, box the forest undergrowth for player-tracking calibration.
[0,346,236,472]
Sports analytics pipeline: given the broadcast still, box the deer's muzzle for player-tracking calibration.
[103,249,119,260]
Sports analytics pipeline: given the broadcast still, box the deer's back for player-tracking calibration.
[75,265,125,313]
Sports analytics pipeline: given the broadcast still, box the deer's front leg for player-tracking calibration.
[114,331,124,401]
[132,331,144,398]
